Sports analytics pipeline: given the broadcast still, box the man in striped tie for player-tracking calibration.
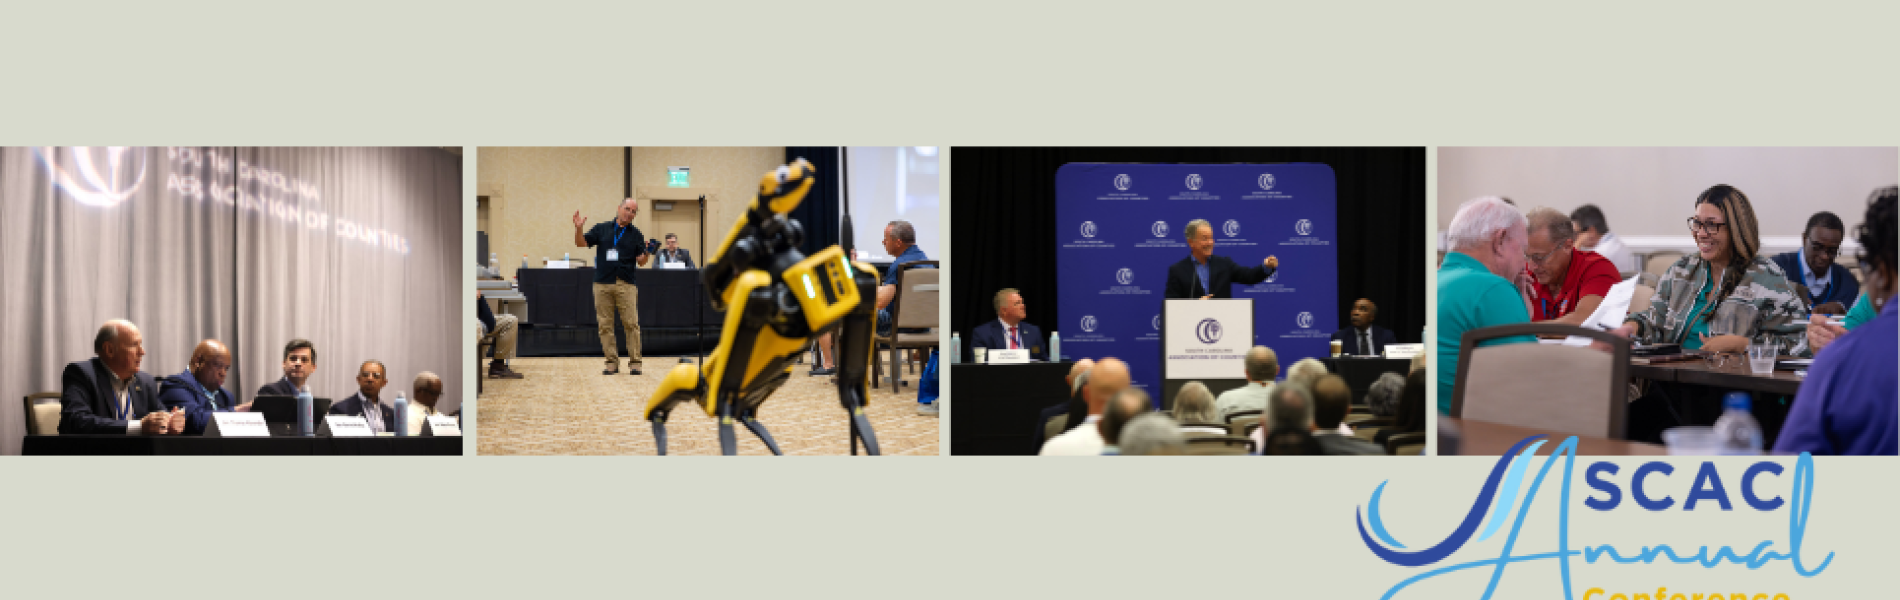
[969,288,1046,363]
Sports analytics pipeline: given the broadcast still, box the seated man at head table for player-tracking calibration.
[655,233,696,269]
[1570,204,1638,275]
[1213,346,1277,421]
[1310,374,1384,455]
[1097,388,1152,455]
[968,288,1044,362]
[1774,186,1898,455]
[158,339,252,435]
[403,371,447,435]
[1520,207,1622,326]
[257,338,319,397]
[1438,197,1634,414]
[59,319,185,435]
[1770,210,1860,314]
[1040,358,1129,456]
[1330,298,1398,355]
[329,360,398,434]
[1164,218,1278,299]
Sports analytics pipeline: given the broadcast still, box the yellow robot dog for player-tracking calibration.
[643,158,882,455]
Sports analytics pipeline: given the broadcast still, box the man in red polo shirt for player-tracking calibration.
[1522,207,1622,324]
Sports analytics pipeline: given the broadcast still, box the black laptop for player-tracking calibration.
[251,395,334,436]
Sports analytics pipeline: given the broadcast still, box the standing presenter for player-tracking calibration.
[1164,218,1280,299]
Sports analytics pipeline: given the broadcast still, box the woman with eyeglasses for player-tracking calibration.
[1622,184,1809,356]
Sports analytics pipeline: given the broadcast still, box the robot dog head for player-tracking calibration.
[758,158,816,214]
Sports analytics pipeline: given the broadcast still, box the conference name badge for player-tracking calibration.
[423,415,462,437]
[318,415,374,437]
[605,249,619,262]
[204,412,270,437]
[987,349,1031,364]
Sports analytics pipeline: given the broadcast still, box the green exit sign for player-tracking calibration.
[667,167,691,187]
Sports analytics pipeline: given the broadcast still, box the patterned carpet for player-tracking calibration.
[476,357,941,455]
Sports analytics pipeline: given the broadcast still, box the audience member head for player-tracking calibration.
[994,288,1026,325]
[1349,298,1377,329]
[1800,211,1847,279]
[1171,381,1218,424]
[1084,357,1130,415]
[1261,427,1322,456]
[1284,358,1328,390]
[356,360,388,400]
[1119,414,1186,456]
[413,372,443,408]
[1243,346,1279,383]
[281,338,317,386]
[1857,186,1898,309]
[1365,372,1406,418]
[1447,196,1529,279]
[1099,387,1151,447]
[1267,382,1313,432]
[1185,218,1214,262]
[1311,374,1354,430]
[94,319,144,380]
[1570,204,1611,249]
[1525,207,1578,287]
[188,339,231,391]
[884,220,916,256]
[1068,358,1095,395]
[1692,185,1762,306]
[1393,370,1428,433]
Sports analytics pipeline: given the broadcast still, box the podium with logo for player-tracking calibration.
[1158,298,1253,410]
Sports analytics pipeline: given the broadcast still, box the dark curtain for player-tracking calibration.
[950,147,1427,350]
[786,147,842,257]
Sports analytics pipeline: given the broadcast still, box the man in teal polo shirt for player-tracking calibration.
[1438,197,1537,414]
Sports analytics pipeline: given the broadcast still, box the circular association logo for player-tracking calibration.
[1196,318,1223,344]
[1151,314,1161,330]
[1185,174,1203,191]
[1296,312,1315,329]
[1223,219,1240,237]
[1080,315,1099,333]
[1295,219,1314,236]
[1113,174,1132,191]
[1151,220,1169,238]
[1115,268,1133,285]
[35,146,150,208]
[1258,173,1276,190]
[1080,221,1097,238]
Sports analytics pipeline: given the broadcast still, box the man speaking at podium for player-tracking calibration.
[1164,219,1280,299]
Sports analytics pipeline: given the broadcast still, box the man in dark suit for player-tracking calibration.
[1163,219,1279,299]
[59,319,184,435]
[1769,211,1860,314]
[968,288,1045,362]
[656,233,695,269]
[159,339,249,435]
[1330,298,1399,356]
[329,360,397,433]
[257,338,318,397]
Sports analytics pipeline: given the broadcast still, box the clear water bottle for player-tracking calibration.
[948,332,960,365]
[564,252,570,262]
[296,389,313,437]
[393,392,409,437]
[1712,392,1763,455]
[1049,331,1061,362]
[521,255,529,270]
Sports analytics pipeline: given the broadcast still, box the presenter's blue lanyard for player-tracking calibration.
[612,224,628,255]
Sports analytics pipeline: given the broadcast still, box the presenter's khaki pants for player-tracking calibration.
[594,281,642,368]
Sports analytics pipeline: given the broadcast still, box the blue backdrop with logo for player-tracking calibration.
[1055,163,1337,393]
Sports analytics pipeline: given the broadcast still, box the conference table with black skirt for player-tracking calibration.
[22,435,463,456]
[950,361,1073,456]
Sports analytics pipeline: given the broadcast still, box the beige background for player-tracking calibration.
[478,147,785,280]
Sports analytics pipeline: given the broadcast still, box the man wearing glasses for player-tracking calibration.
[1520,208,1622,325]
[1769,211,1859,314]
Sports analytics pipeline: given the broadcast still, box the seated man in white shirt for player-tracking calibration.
[1571,204,1637,275]
[405,371,446,435]
[1040,357,1129,456]
[1213,346,1277,421]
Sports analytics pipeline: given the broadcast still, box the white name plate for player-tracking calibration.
[987,349,1030,364]
[662,261,688,269]
[204,412,271,437]
[1383,343,1424,360]
[422,415,461,437]
[547,260,573,269]
[319,415,374,437]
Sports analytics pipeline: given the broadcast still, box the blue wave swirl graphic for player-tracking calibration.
[1357,435,1545,567]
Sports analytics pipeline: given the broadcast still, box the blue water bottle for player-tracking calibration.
[1050,331,1061,362]
[296,389,313,436]
[393,392,410,437]
[949,333,960,365]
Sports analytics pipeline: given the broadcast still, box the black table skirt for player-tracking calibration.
[23,435,463,456]
[1319,357,1411,406]
[950,362,1073,456]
